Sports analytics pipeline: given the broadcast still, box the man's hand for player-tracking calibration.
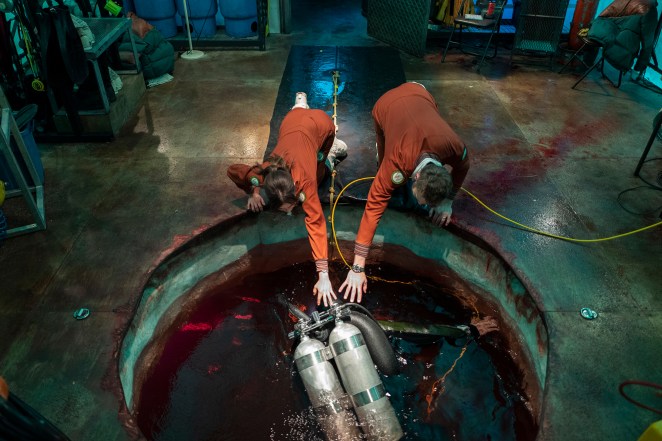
[429,199,453,227]
[247,193,265,212]
[339,271,367,303]
[313,271,337,307]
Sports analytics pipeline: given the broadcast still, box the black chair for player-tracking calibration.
[565,36,624,89]
[558,35,601,75]
[634,108,662,178]
[442,0,507,72]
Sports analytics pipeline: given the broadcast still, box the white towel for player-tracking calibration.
[146,73,174,88]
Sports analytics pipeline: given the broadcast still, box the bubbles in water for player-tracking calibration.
[269,407,325,441]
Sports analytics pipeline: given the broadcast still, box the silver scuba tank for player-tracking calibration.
[293,335,362,441]
[328,320,403,441]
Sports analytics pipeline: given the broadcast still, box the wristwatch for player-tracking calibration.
[351,264,365,273]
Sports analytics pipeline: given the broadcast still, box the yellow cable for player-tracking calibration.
[461,187,662,243]
[331,177,662,268]
[331,176,371,270]
[18,24,37,75]
[16,18,45,92]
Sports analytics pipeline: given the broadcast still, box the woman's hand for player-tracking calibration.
[247,193,265,212]
[313,271,337,307]
[339,271,367,303]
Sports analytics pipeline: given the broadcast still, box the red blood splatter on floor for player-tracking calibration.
[537,116,617,157]
[470,115,618,203]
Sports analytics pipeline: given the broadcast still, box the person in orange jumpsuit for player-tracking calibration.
[227,93,347,307]
[340,82,470,303]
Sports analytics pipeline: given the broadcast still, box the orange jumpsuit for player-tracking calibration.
[227,108,336,271]
[354,82,470,258]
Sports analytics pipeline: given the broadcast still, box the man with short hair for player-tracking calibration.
[340,82,470,302]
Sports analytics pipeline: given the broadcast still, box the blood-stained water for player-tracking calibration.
[136,261,537,440]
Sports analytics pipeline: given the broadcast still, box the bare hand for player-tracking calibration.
[429,199,453,227]
[313,272,337,307]
[247,193,265,212]
[471,316,499,336]
[339,271,367,303]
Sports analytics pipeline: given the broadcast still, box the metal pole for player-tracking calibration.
[181,0,204,60]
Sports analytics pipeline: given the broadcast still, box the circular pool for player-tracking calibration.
[119,207,547,440]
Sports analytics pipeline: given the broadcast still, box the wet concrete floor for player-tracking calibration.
[0,0,661,439]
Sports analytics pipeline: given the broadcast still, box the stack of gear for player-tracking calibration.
[118,12,174,81]
[587,0,659,73]
[286,299,404,441]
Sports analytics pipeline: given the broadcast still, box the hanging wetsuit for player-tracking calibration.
[36,0,89,133]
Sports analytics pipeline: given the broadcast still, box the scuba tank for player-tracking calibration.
[291,323,362,440]
[286,298,402,441]
[329,320,403,441]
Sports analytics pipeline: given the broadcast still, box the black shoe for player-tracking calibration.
[333,150,348,166]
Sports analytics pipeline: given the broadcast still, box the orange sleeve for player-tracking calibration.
[227,163,264,194]
[355,160,398,252]
[285,128,329,270]
[300,179,328,269]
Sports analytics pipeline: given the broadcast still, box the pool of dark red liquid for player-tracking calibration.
[136,262,538,440]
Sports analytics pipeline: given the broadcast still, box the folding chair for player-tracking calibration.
[442,0,507,72]
[558,35,601,75]
[568,36,624,89]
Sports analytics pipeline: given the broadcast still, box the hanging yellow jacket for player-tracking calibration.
[435,0,450,23]
[437,0,475,25]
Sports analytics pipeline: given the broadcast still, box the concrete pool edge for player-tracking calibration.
[118,206,549,437]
